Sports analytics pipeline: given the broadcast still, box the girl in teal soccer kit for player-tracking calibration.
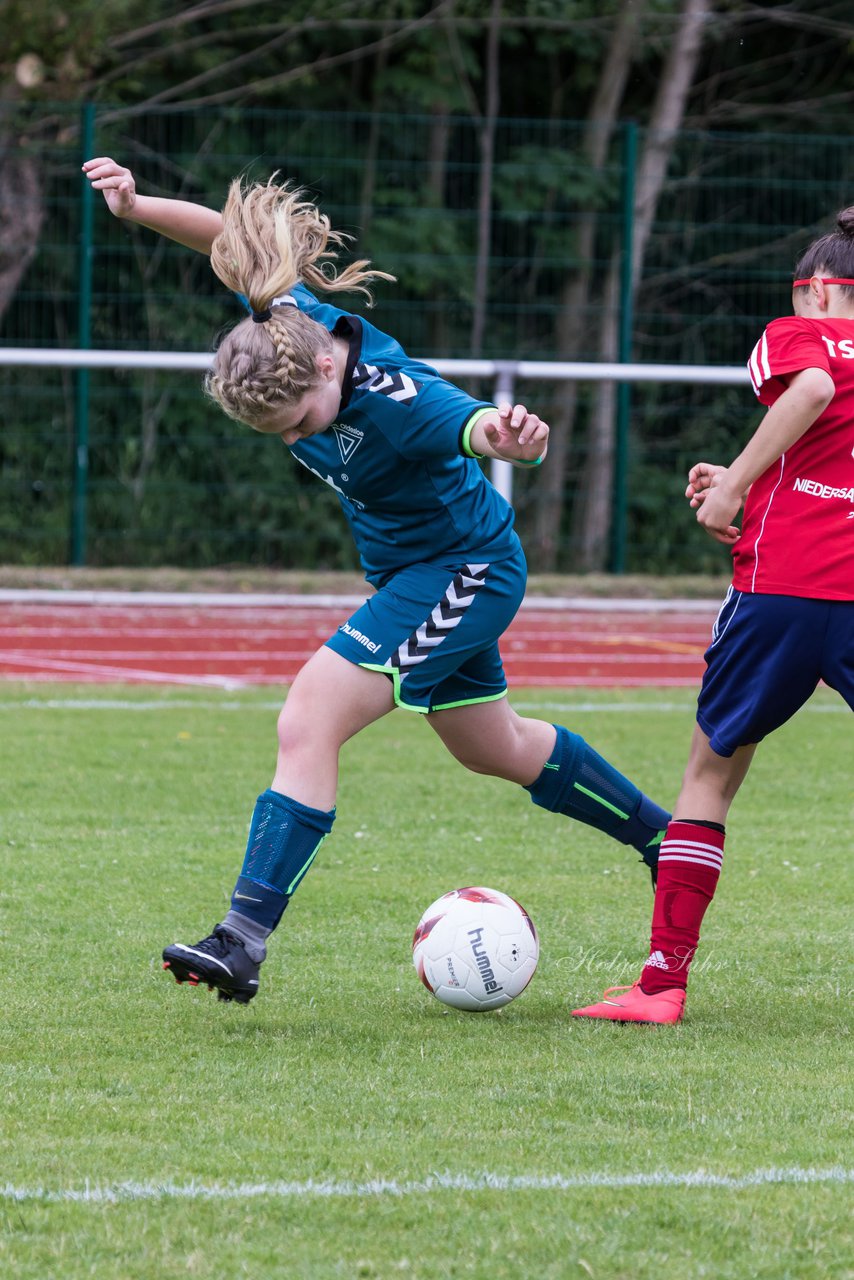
[84,157,670,1004]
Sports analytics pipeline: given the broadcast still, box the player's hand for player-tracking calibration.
[82,157,137,218]
[686,462,742,544]
[483,403,549,465]
[685,461,726,506]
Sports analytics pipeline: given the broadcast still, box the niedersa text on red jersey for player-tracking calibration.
[793,477,854,502]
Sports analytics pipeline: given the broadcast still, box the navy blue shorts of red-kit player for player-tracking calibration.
[697,587,854,756]
[323,545,527,713]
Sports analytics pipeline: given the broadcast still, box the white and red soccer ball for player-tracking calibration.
[412,886,539,1012]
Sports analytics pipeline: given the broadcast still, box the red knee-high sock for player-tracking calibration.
[641,820,724,994]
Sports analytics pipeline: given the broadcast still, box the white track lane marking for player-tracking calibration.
[0,589,721,613]
[0,650,705,665]
[0,653,246,688]
[0,1166,849,1204]
[0,595,717,687]
[0,675,708,688]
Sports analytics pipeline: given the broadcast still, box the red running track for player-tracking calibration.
[0,595,719,688]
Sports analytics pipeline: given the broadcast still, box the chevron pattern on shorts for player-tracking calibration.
[388,564,490,675]
[352,361,421,405]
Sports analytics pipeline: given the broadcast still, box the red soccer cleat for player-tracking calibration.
[572,980,686,1024]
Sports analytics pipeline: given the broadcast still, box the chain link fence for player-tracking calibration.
[2,104,853,573]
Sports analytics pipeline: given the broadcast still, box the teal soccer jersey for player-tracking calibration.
[279,285,520,586]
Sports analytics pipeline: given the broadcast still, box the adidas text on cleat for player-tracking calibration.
[163,925,261,1004]
[571,980,685,1025]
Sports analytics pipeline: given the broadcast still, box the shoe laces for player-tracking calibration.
[193,926,244,958]
[602,982,642,998]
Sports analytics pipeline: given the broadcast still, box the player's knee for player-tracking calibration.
[276,703,318,757]
[445,716,541,781]
[456,750,496,777]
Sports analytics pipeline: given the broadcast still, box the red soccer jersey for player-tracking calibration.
[735,315,854,600]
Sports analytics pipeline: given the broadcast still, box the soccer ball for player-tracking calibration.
[412,886,539,1012]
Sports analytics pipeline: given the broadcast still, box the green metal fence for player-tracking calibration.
[2,103,854,574]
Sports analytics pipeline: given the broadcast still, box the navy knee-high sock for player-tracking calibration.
[525,725,669,870]
[222,790,335,955]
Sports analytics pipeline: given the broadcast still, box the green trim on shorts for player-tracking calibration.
[359,662,429,713]
[429,689,508,712]
[461,407,495,459]
[359,662,508,714]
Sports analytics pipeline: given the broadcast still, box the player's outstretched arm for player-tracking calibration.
[470,403,549,466]
[82,157,223,255]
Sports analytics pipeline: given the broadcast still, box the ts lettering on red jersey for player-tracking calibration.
[739,315,854,601]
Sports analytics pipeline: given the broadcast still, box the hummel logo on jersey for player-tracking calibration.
[644,950,670,970]
[352,361,421,405]
[333,424,364,465]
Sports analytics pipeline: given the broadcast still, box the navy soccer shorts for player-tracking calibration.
[697,587,854,756]
[324,546,527,713]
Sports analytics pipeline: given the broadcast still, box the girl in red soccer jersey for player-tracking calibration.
[574,207,854,1024]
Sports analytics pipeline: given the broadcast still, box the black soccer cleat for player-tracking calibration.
[641,830,664,892]
[162,925,261,1004]
[642,855,659,892]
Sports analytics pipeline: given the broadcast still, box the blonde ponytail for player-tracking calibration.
[205,176,395,430]
[210,175,394,312]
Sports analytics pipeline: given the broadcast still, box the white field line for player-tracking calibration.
[0,697,845,713]
[0,1166,849,1204]
[0,701,696,711]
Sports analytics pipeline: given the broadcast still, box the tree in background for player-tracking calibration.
[572,0,712,571]
[2,0,854,570]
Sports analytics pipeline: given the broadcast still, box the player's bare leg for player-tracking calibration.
[429,698,669,873]
[674,726,756,825]
[163,649,395,1002]
[428,698,556,784]
[271,646,397,809]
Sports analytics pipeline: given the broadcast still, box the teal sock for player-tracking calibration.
[525,725,669,866]
[227,789,335,933]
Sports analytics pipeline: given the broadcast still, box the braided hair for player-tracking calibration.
[205,177,395,429]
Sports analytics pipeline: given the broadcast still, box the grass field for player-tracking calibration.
[0,683,850,1279]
